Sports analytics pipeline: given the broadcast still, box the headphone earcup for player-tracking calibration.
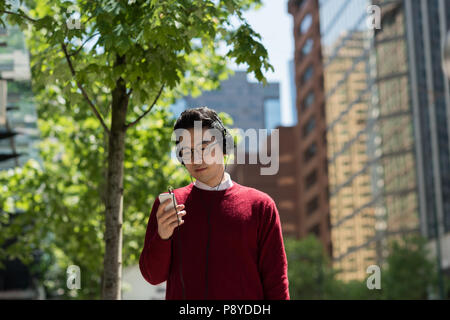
[223,130,234,155]
[211,116,229,155]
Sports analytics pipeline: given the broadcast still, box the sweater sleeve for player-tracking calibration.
[139,197,173,285]
[257,199,290,300]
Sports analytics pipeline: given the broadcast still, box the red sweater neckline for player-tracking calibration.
[190,180,240,198]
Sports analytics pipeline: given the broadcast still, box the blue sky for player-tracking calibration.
[242,0,295,126]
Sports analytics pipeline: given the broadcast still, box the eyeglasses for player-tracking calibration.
[178,139,222,163]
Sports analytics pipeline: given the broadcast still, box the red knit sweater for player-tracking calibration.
[139,181,290,300]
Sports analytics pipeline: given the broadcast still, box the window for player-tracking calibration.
[309,223,320,238]
[300,13,313,34]
[302,91,315,111]
[305,169,318,190]
[295,0,306,9]
[302,65,314,84]
[304,141,317,163]
[302,38,314,56]
[307,196,319,214]
[303,116,316,137]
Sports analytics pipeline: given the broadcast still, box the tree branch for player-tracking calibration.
[125,84,165,130]
[68,32,100,57]
[61,42,110,135]
[0,9,37,23]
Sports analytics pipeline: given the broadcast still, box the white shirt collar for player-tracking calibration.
[194,172,233,191]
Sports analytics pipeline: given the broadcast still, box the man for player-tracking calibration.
[139,106,290,300]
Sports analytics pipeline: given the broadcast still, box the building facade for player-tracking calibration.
[0,25,43,299]
[288,0,332,255]
[323,30,377,281]
[325,0,450,283]
[290,0,450,284]
[366,0,450,287]
[183,71,281,153]
[288,59,299,126]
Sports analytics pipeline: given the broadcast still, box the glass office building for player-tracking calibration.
[0,25,40,171]
[297,0,450,281]
[319,0,381,281]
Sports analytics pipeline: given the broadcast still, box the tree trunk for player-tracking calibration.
[101,76,128,300]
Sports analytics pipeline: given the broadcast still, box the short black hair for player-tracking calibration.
[174,107,232,160]
[173,106,220,132]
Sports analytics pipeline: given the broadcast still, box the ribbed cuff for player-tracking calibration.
[150,232,173,249]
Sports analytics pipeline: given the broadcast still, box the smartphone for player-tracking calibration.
[158,192,178,212]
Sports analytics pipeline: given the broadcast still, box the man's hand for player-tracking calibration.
[156,199,186,240]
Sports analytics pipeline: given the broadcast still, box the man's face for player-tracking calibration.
[178,127,225,185]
